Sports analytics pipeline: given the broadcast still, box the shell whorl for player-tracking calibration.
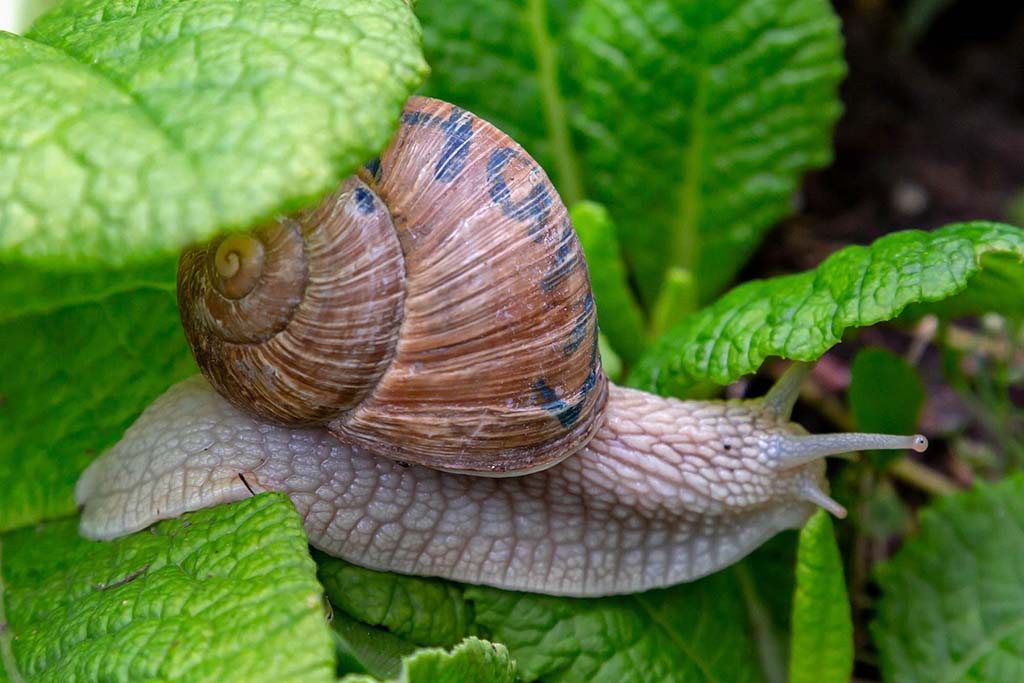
[178,178,406,425]
[178,96,608,475]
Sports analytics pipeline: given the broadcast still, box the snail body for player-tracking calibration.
[75,97,926,596]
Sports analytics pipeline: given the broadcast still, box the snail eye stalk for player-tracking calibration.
[769,432,928,470]
[760,361,928,469]
[758,362,928,519]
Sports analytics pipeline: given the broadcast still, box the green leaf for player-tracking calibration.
[340,637,516,683]
[319,555,780,682]
[570,201,647,364]
[734,533,801,683]
[0,288,195,532]
[630,222,1024,395]
[467,571,761,683]
[858,482,911,540]
[849,347,926,468]
[788,511,852,683]
[416,0,581,204]
[332,611,418,680]
[572,0,844,303]
[872,475,1024,683]
[0,258,176,324]
[316,555,474,648]
[1,0,427,267]
[0,494,335,683]
[909,251,1024,319]
[650,266,699,339]
[417,0,843,304]
[597,333,624,381]
[318,559,763,682]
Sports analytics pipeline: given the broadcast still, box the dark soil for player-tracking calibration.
[747,0,1024,277]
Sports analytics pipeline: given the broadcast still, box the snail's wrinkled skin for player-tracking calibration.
[76,368,925,596]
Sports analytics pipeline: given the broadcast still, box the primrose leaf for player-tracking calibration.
[318,557,763,682]
[0,287,194,532]
[0,0,426,267]
[467,571,760,683]
[332,611,419,680]
[0,494,335,683]
[415,0,581,203]
[788,511,853,683]
[0,258,177,323]
[571,201,648,365]
[630,222,1024,394]
[340,637,516,683]
[872,476,1024,683]
[316,554,474,648]
[418,0,844,304]
[571,0,844,304]
[908,251,1024,318]
[849,348,925,468]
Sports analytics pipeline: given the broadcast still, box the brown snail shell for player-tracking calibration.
[179,96,608,475]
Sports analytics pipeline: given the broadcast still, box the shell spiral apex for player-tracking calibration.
[178,96,608,476]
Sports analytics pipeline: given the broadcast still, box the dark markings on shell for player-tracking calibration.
[435,108,474,182]
[401,106,475,183]
[354,186,376,214]
[485,147,552,243]
[583,328,600,396]
[542,216,580,293]
[363,157,382,182]
[532,378,585,429]
[535,323,599,430]
[564,293,594,356]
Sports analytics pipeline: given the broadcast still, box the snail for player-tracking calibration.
[75,96,927,597]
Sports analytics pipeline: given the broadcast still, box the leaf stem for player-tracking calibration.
[648,267,697,340]
[889,457,961,496]
[526,0,583,205]
[669,65,708,279]
[734,563,787,683]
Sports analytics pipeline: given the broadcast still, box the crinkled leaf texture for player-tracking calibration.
[788,510,852,683]
[571,0,844,303]
[340,637,517,683]
[317,561,512,681]
[313,556,761,683]
[0,286,195,533]
[317,553,474,649]
[0,494,334,683]
[418,0,844,303]
[0,0,427,266]
[872,476,1024,683]
[0,0,428,529]
[467,572,761,683]
[630,222,1024,394]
